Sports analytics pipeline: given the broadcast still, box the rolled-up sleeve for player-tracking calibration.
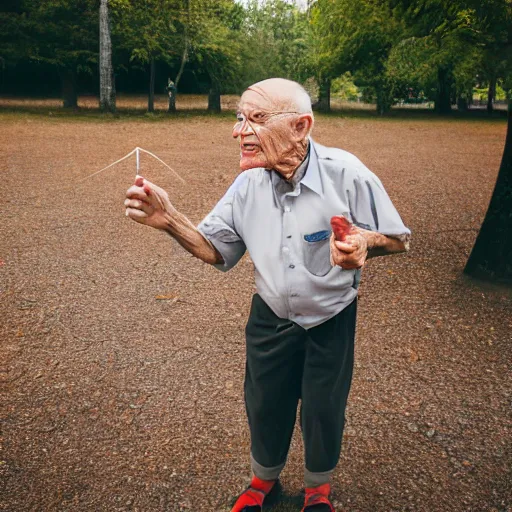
[197,174,247,272]
[351,169,411,240]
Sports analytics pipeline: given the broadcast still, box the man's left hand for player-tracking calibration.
[330,229,368,270]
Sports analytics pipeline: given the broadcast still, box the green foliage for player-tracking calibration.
[474,82,509,102]
[309,0,405,112]
[331,73,359,101]
[186,0,243,92]
[2,0,512,112]
[385,0,512,109]
[0,0,99,75]
[238,0,309,87]
[110,0,181,67]
[0,2,31,66]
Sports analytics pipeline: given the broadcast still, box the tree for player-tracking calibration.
[472,0,512,113]
[190,0,243,112]
[168,0,190,112]
[0,1,31,71]
[464,0,512,283]
[310,0,404,114]
[385,1,481,112]
[385,0,512,114]
[112,0,182,112]
[16,0,98,108]
[464,101,512,284]
[99,0,116,112]
[239,0,309,88]
[306,0,338,112]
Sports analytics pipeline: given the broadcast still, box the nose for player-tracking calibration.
[232,116,254,139]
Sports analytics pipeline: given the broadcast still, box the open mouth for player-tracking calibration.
[241,142,259,154]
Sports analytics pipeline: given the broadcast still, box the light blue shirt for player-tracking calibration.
[198,140,411,329]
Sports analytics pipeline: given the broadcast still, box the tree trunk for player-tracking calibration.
[435,67,452,114]
[168,0,189,113]
[148,57,155,113]
[314,76,331,112]
[175,43,188,90]
[168,90,176,112]
[376,84,393,115]
[99,0,116,113]
[60,69,78,108]
[457,96,468,112]
[487,76,496,114]
[464,100,512,284]
[208,85,221,113]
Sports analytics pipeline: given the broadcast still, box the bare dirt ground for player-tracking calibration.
[0,98,511,512]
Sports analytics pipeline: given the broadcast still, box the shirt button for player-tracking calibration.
[289,264,295,269]
[291,293,299,297]
[284,206,291,212]
[286,235,292,239]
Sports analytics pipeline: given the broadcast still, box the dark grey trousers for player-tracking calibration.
[244,294,357,486]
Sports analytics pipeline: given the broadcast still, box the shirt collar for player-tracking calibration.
[300,139,323,196]
[270,139,323,205]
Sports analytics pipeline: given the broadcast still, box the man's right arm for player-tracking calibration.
[125,176,223,265]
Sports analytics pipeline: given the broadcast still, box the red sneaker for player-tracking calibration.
[230,478,280,512]
[302,483,335,511]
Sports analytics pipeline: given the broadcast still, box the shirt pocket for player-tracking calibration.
[303,230,332,277]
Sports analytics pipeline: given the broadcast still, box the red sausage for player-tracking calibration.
[330,216,353,241]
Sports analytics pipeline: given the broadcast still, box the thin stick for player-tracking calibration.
[138,147,186,184]
[78,148,137,182]
[78,146,185,185]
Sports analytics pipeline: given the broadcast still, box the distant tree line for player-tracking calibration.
[0,0,511,114]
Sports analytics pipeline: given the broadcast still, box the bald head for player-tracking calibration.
[245,78,313,116]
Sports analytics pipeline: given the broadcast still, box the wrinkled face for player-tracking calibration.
[232,85,311,180]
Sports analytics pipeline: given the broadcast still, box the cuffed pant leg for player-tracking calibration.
[301,299,357,484]
[245,294,306,475]
[250,453,286,481]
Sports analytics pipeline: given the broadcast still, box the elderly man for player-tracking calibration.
[125,78,410,512]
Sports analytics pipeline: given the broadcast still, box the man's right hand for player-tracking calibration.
[125,175,223,265]
[125,175,176,230]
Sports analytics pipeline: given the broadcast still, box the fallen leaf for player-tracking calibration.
[409,349,419,363]
[155,294,178,301]
[16,328,24,337]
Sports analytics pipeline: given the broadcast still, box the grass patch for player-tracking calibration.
[0,94,507,124]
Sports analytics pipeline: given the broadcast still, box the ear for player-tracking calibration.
[293,114,313,140]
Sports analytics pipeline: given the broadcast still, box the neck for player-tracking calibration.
[274,139,310,181]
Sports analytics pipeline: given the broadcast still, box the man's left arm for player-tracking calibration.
[330,168,411,270]
[365,230,409,258]
[330,229,409,270]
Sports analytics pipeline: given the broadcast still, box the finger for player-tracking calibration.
[344,234,364,245]
[124,198,152,214]
[126,185,150,201]
[342,262,362,270]
[334,241,357,253]
[135,175,144,187]
[125,207,149,221]
[330,246,345,266]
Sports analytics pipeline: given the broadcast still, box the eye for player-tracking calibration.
[252,112,265,121]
